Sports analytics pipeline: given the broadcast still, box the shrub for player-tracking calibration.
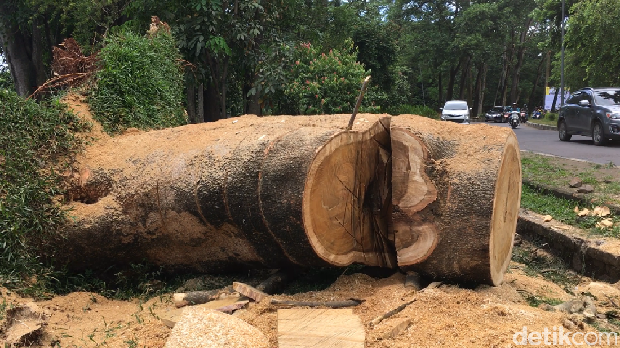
[284,40,370,115]
[0,90,87,285]
[89,30,186,134]
[546,113,557,121]
[384,104,439,119]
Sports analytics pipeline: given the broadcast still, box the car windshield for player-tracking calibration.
[444,101,468,110]
[594,89,620,106]
[491,107,503,113]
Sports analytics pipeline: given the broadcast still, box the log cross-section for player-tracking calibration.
[390,115,521,285]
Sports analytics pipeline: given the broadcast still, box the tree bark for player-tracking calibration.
[59,114,394,272]
[186,78,196,123]
[390,115,521,285]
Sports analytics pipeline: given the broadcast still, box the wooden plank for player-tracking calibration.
[277,308,365,348]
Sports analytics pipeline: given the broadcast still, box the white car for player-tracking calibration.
[440,100,471,124]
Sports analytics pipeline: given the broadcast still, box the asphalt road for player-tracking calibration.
[481,121,620,165]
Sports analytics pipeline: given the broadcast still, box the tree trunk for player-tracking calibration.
[551,87,559,112]
[527,55,545,109]
[510,19,532,104]
[186,78,196,123]
[390,115,521,285]
[59,114,394,272]
[446,61,461,102]
[0,27,38,96]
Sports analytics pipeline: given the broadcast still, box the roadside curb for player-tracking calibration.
[522,179,620,215]
[525,122,557,131]
[517,211,620,282]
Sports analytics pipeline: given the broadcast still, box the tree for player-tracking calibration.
[565,0,620,88]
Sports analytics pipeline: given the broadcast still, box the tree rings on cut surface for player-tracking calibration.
[390,115,521,285]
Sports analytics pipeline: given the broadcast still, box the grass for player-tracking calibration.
[511,238,582,293]
[527,112,558,127]
[521,185,620,237]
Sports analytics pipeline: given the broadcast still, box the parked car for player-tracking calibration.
[558,87,620,146]
[485,106,505,122]
[440,100,470,123]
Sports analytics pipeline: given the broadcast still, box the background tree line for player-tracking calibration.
[1,0,618,120]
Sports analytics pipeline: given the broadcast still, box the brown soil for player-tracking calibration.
[3,262,620,347]
[4,96,620,347]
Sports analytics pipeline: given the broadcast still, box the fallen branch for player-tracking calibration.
[369,299,416,328]
[379,318,412,340]
[270,298,364,308]
[256,270,292,294]
[216,300,249,314]
[173,289,221,308]
[233,282,268,303]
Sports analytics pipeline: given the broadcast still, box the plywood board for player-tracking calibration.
[277,308,365,348]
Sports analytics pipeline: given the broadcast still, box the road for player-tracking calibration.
[481,121,620,165]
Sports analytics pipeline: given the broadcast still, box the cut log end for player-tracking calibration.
[303,120,396,268]
[489,133,521,285]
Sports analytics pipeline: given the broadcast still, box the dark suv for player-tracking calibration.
[558,87,620,146]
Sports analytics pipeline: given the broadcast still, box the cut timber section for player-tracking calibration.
[391,115,521,285]
[277,309,365,348]
[59,114,394,272]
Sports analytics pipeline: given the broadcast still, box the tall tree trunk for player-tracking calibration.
[479,63,488,116]
[472,62,485,118]
[204,82,219,122]
[458,56,470,100]
[551,87,559,112]
[509,19,533,104]
[438,70,443,104]
[0,28,38,96]
[186,78,196,123]
[527,55,546,109]
[446,61,462,102]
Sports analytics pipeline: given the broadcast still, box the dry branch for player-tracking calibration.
[270,299,364,308]
[173,289,221,308]
[369,299,416,327]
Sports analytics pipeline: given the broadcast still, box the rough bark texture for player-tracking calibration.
[58,114,393,273]
[391,115,521,285]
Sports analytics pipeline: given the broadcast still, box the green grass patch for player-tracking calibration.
[89,29,186,134]
[0,90,89,289]
[521,185,620,237]
[523,295,563,307]
[512,238,582,292]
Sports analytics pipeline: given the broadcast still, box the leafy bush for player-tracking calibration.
[89,30,186,134]
[546,113,557,121]
[0,90,88,285]
[283,40,370,115]
[384,104,439,119]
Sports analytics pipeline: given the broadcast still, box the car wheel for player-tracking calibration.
[558,121,572,141]
[592,122,608,146]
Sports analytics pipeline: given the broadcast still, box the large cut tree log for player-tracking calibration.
[390,115,521,285]
[58,114,394,272]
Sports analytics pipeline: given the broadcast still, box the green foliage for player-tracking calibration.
[384,104,439,119]
[0,61,12,91]
[546,112,557,121]
[282,40,370,115]
[566,0,620,87]
[89,30,187,134]
[0,90,87,285]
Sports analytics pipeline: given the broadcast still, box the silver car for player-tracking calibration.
[440,100,470,123]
